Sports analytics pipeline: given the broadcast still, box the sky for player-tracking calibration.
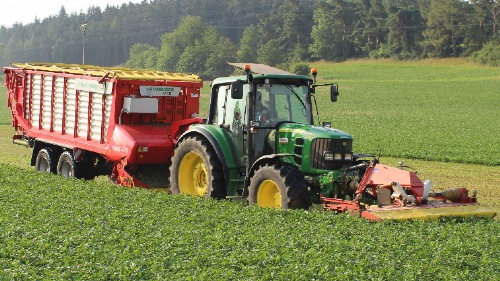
[0,0,144,28]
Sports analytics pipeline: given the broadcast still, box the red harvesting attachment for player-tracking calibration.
[321,161,496,221]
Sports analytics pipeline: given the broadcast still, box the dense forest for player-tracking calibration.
[0,0,498,78]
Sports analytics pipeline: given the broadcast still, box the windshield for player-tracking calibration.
[254,83,311,125]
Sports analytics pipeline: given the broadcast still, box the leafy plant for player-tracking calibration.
[473,41,500,67]
[288,62,311,76]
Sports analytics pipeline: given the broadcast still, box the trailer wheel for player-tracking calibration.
[248,164,310,209]
[57,152,76,179]
[170,136,225,198]
[35,148,57,174]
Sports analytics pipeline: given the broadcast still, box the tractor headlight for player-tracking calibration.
[324,152,334,161]
[324,152,350,161]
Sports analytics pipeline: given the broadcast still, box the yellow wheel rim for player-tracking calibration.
[178,151,208,196]
[257,180,282,208]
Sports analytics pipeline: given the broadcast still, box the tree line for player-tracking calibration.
[0,0,498,79]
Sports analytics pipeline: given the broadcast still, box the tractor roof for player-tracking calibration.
[212,63,313,85]
[228,62,294,75]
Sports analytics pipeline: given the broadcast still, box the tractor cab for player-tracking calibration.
[208,64,333,171]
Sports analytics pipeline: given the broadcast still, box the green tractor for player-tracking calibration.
[168,63,496,221]
[169,63,358,209]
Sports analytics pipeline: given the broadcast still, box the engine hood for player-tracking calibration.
[277,122,352,140]
[272,122,353,173]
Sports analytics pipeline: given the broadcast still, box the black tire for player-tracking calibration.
[57,151,94,180]
[35,148,57,174]
[248,164,311,209]
[57,151,76,179]
[169,136,226,198]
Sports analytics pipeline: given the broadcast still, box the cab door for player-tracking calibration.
[208,84,248,165]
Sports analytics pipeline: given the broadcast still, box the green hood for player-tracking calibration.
[274,123,353,173]
[277,123,352,140]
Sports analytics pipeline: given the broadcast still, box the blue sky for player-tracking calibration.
[1,0,144,27]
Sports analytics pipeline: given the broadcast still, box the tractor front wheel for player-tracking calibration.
[169,136,226,199]
[248,164,311,209]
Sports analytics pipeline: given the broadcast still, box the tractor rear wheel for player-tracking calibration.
[169,136,226,199]
[248,164,311,209]
[35,148,57,174]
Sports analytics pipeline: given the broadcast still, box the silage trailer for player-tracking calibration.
[3,63,203,187]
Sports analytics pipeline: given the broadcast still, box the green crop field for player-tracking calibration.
[0,164,499,280]
[1,59,499,279]
[312,58,500,165]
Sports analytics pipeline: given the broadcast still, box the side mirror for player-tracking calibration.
[330,85,339,102]
[231,81,244,99]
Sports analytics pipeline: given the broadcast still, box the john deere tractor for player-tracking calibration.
[168,63,496,221]
[169,63,359,209]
